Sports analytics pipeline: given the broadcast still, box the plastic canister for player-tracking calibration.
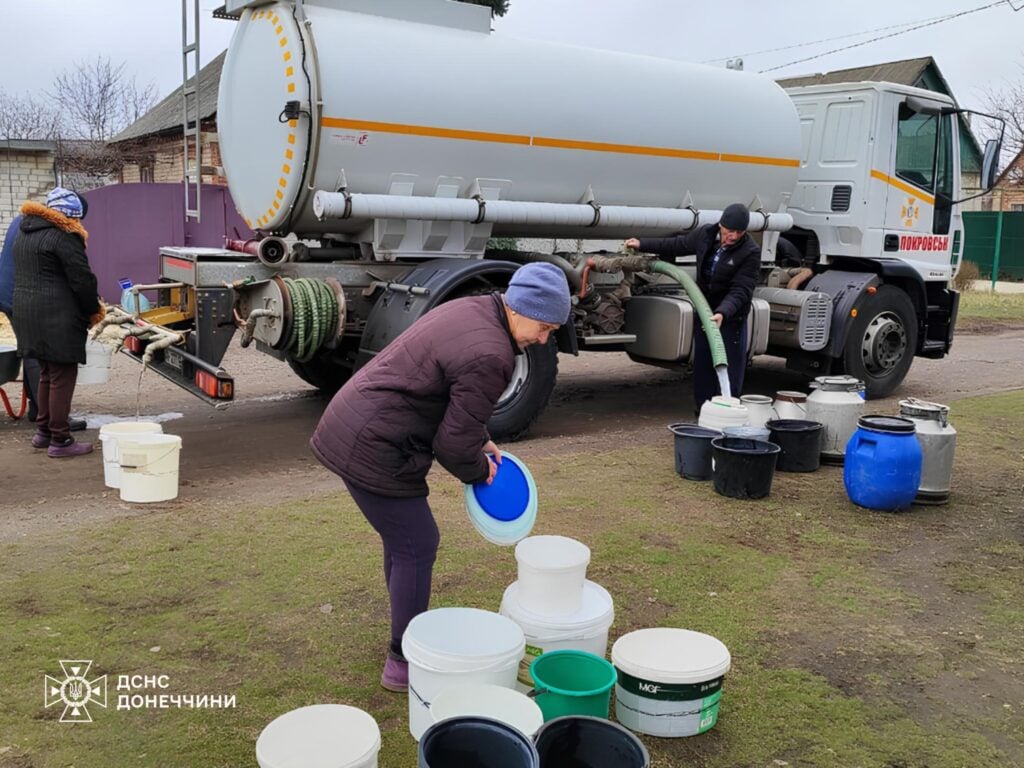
[611,628,731,738]
[99,421,163,489]
[805,375,865,464]
[697,396,749,432]
[739,394,774,428]
[514,536,591,616]
[844,415,923,512]
[898,398,956,504]
[119,278,152,313]
[500,580,615,690]
[402,608,525,741]
[772,390,808,421]
[256,704,381,768]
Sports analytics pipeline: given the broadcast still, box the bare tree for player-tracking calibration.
[0,89,62,140]
[49,56,158,142]
[982,78,1024,184]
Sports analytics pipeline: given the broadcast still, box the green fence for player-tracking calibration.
[962,211,1024,281]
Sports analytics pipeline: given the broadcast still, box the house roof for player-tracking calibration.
[1,138,57,153]
[776,56,934,90]
[110,50,226,144]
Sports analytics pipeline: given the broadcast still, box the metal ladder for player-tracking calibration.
[181,0,201,221]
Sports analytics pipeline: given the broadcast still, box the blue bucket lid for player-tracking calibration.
[470,454,531,521]
[464,452,537,546]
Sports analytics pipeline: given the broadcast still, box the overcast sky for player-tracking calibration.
[1,0,1021,115]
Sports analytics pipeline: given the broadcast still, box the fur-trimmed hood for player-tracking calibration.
[20,200,88,243]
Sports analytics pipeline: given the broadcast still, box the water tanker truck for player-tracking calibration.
[120,0,1003,439]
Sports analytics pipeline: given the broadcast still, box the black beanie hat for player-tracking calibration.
[720,203,749,232]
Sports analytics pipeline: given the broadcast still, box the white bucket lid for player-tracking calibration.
[430,684,544,737]
[403,608,525,673]
[515,535,591,573]
[99,421,163,438]
[612,628,731,685]
[501,580,614,639]
[256,704,381,768]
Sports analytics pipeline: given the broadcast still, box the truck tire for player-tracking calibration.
[287,354,352,395]
[487,337,559,441]
[842,285,918,398]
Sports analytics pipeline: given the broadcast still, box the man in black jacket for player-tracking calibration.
[625,202,760,415]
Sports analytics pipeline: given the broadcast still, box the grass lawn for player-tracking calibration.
[1,391,1022,767]
[958,290,1024,325]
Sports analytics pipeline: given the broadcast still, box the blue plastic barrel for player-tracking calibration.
[844,416,922,512]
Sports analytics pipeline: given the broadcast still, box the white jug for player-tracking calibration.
[739,395,774,428]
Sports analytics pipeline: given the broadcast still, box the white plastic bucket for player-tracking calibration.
[514,536,591,616]
[739,394,774,428]
[256,704,381,768]
[500,580,615,690]
[430,683,544,738]
[402,607,525,741]
[118,433,182,503]
[77,339,112,385]
[698,396,750,432]
[99,421,163,489]
[611,628,731,738]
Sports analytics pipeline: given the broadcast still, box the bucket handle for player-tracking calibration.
[526,687,549,699]
[409,684,431,709]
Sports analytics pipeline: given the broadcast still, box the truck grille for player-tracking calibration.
[800,293,832,351]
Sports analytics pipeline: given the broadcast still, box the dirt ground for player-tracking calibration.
[1,327,1022,543]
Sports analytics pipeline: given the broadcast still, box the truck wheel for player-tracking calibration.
[487,338,559,441]
[842,285,918,398]
[287,354,352,394]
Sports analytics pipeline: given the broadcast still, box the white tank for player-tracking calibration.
[218,1,801,238]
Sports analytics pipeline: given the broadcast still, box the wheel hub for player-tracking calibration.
[499,354,530,405]
[861,312,907,375]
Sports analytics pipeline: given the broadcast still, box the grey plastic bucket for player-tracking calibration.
[534,716,649,768]
[419,716,539,768]
[668,423,722,481]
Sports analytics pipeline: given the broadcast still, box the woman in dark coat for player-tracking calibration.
[311,262,571,691]
[13,188,100,458]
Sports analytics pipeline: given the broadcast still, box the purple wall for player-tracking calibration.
[81,184,253,303]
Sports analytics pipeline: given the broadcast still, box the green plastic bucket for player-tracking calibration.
[529,650,616,722]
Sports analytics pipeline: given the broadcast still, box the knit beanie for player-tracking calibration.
[505,262,571,325]
[719,203,750,232]
[46,187,84,219]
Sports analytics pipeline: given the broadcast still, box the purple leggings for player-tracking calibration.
[343,480,440,651]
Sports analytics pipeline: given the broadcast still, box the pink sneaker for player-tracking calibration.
[31,432,50,449]
[381,654,408,692]
[47,439,94,458]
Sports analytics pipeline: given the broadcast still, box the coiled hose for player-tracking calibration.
[648,261,730,392]
[282,277,338,362]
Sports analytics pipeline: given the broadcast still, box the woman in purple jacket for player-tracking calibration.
[311,262,571,691]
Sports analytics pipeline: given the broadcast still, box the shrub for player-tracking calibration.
[953,260,980,292]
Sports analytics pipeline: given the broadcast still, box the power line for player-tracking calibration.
[701,12,962,64]
[758,0,1010,74]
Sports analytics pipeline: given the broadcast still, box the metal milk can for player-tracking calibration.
[898,398,956,504]
[805,375,865,463]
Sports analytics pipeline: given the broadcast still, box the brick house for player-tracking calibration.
[109,51,227,187]
[0,140,58,236]
[984,149,1024,211]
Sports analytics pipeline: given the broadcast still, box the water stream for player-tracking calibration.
[716,365,732,400]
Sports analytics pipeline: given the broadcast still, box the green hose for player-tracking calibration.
[649,260,728,369]
[282,277,338,362]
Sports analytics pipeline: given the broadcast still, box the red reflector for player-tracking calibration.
[125,336,143,353]
[866,285,877,295]
[195,370,234,400]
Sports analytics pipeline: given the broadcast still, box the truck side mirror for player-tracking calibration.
[981,138,1001,190]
